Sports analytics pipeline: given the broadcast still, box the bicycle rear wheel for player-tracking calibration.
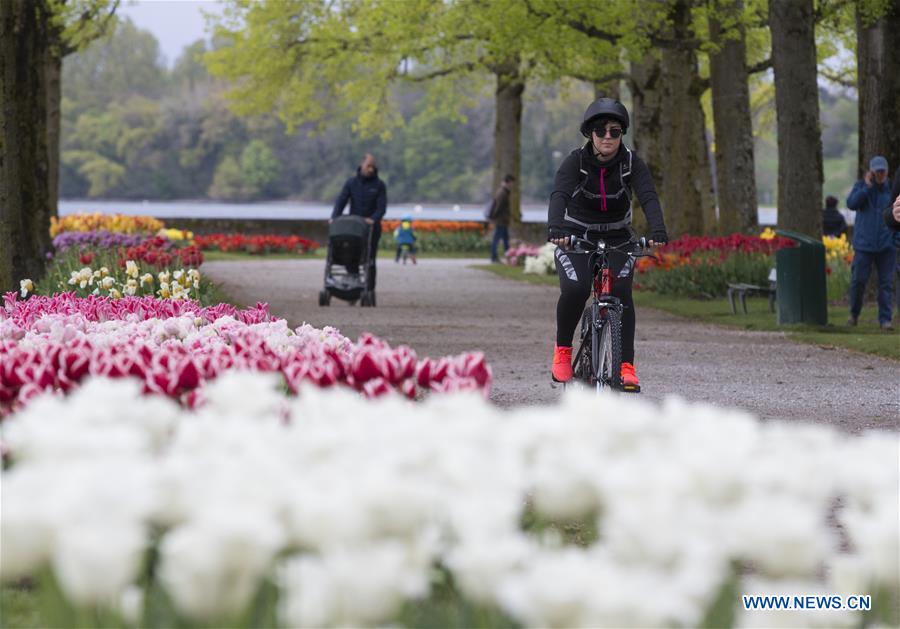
[596,308,622,390]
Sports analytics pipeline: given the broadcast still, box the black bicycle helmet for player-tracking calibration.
[580,98,630,138]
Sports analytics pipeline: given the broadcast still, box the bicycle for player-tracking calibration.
[395,243,417,265]
[563,229,656,394]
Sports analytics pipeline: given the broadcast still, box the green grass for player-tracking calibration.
[473,264,900,360]
[201,278,244,309]
[202,250,324,261]
[0,584,40,629]
[202,249,490,262]
[470,263,558,286]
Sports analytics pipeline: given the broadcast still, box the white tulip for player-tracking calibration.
[158,511,284,622]
[52,521,145,606]
[278,542,430,628]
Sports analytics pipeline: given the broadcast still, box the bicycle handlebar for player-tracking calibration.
[565,235,656,259]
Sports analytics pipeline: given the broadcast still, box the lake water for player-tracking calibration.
[59,200,850,226]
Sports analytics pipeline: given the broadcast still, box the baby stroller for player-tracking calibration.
[319,215,377,307]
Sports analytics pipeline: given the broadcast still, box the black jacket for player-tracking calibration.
[332,168,387,222]
[548,143,667,242]
[822,206,847,237]
[491,185,511,227]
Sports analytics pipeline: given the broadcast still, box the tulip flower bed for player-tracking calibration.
[505,241,543,266]
[633,233,797,299]
[1,382,896,628]
[382,220,487,234]
[823,234,854,301]
[381,220,489,253]
[52,232,202,269]
[37,217,209,303]
[194,233,320,255]
[51,230,149,255]
[0,294,491,415]
[120,236,203,268]
[32,252,209,304]
[51,213,165,237]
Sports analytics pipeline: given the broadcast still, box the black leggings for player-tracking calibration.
[554,247,636,363]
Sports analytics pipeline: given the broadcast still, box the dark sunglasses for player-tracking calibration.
[593,127,623,139]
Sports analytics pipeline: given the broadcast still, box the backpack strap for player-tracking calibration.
[573,145,634,202]
[571,148,589,199]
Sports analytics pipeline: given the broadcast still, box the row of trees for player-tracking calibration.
[206,0,898,237]
[56,19,598,204]
[2,0,898,292]
[56,16,859,207]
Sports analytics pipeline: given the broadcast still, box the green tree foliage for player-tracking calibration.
[57,1,863,213]
[208,156,245,200]
[240,140,280,195]
[61,18,166,119]
[59,13,599,203]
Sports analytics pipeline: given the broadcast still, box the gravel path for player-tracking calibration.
[202,258,899,432]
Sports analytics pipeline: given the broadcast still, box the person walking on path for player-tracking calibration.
[489,175,514,263]
[546,98,668,388]
[822,195,847,237]
[331,153,387,291]
[846,155,895,330]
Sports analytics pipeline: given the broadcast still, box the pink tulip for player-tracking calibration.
[1,294,493,415]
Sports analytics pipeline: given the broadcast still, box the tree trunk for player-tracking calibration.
[46,44,62,221]
[856,1,900,180]
[1,0,52,293]
[770,0,822,237]
[630,55,665,237]
[493,64,524,225]
[658,0,716,236]
[709,0,758,233]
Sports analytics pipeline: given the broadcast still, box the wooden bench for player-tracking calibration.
[727,282,776,314]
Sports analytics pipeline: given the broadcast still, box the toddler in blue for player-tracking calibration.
[394,215,417,264]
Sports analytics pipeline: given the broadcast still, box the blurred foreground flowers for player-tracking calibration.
[1,381,896,628]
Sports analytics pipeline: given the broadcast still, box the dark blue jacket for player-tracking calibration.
[846,179,893,252]
[331,168,387,222]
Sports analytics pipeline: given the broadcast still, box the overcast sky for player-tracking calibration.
[118,0,224,66]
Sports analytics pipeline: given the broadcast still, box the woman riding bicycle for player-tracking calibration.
[548,98,668,388]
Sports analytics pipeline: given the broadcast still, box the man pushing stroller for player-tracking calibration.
[330,153,387,291]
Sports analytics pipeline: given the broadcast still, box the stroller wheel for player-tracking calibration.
[318,290,330,307]
[360,291,372,307]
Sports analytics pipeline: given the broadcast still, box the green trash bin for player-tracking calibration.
[775,230,828,325]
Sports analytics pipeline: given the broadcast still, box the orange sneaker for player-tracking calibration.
[620,362,640,388]
[552,345,573,382]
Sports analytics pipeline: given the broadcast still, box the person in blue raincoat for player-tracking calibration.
[846,155,895,330]
[393,215,417,264]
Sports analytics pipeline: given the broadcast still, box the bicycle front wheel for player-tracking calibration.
[572,306,594,385]
[597,308,622,389]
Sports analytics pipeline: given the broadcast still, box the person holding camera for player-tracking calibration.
[846,155,895,330]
